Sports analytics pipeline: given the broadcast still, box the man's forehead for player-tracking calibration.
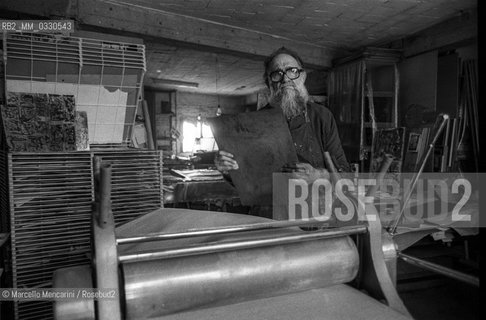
[269,54,301,70]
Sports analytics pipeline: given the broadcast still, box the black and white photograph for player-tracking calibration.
[0,1,481,320]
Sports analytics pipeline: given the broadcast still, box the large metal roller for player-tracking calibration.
[123,234,358,318]
[53,161,412,320]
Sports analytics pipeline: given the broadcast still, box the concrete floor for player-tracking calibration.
[399,277,480,320]
[396,235,481,320]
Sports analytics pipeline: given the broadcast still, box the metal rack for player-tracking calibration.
[0,150,162,320]
[3,32,146,146]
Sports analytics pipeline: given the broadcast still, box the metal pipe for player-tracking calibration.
[448,118,457,169]
[119,225,367,263]
[92,162,122,320]
[389,114,449,234]
[440,117,451,172]
[93,156,102,200]
[142,100,155,150]
[398,252,479,287]
[323,151,342,183]
[98,164,112,228]
[123,235,359,318]
[323,151,364,221]
[117,218,351,245]
[366,153,394,197]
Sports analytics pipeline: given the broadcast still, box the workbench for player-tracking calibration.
[163,169,240,209]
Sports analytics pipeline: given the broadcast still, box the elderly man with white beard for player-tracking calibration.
[215,47,350,218]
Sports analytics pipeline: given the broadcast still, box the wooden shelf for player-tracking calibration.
[330,47,400,168]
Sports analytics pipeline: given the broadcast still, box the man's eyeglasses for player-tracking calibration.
[269,67,304,83]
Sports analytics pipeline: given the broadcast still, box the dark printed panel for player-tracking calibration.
[1,92,89,151]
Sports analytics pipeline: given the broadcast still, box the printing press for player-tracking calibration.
[51,158,416,320]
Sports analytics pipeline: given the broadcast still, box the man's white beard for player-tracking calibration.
[269,84,309,119]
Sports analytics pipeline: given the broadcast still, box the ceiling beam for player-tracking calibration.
[0,0,334,68]
[400,8,477,58]
[0,0,71,18]
[77,0,334,68]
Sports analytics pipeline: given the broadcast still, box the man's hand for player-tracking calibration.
[214,150,239,173]
[282,163,329,182]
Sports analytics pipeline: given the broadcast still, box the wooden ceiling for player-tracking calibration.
[144,42,265,95]
[129,0,475,51]
[1,0,478,95]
